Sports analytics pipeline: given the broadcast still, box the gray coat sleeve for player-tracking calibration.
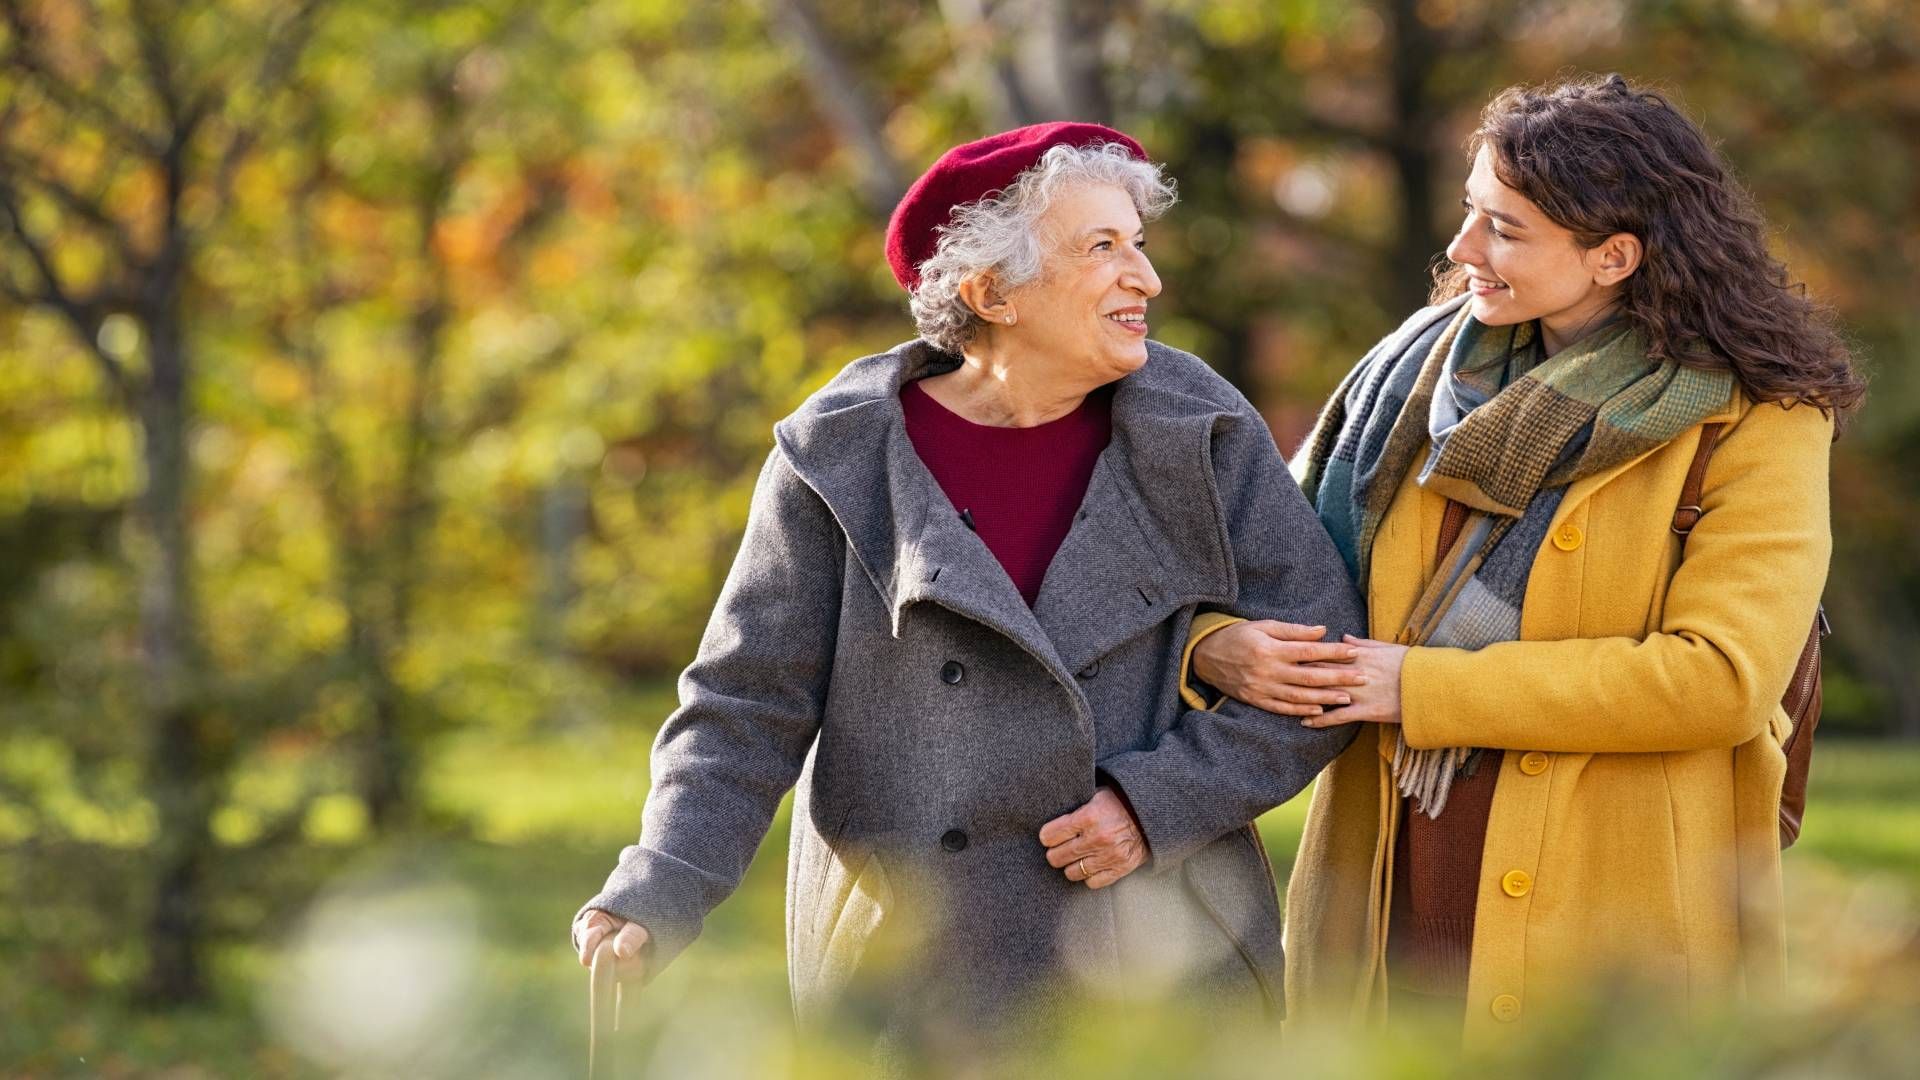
[1097,402,1366,869]
[577,446,841,972]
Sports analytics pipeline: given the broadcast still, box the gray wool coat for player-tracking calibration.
[581,338,1364,1033]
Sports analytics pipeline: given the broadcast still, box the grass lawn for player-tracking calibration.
[5,699,1919,1077]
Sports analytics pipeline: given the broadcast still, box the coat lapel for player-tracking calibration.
[1032,371,1238,675]
[1549,390,1745,533]
[776,338,1238,691]
[775,341,1072,688]
[890,461,1072,685]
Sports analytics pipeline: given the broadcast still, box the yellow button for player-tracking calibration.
[1490,993,1522,1022]
[1501,869,1532,897]
[1519,751,1549,775]
[1552,524,1584,551]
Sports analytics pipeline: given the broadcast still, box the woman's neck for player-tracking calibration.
[920,342,1094,428]
[1538,299,1623,358]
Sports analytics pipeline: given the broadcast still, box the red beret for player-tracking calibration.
[885,122,1149,292]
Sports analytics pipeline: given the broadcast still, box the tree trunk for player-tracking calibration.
[938,0,1041,129]
[768,0,905,213]
[536,480,588,656]
[1030,0,1113,123]
[358,636,411,828]
[359,189,450,830]
[135,300,214,1005]
[1175,115,1252,391]
[1383,0,1449,316]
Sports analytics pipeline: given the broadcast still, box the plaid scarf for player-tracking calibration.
[1297,297,1733,816]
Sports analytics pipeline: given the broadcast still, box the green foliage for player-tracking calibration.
[4,723,1918,1075]
[6,0,1914,753]
[0,0,1917,1059]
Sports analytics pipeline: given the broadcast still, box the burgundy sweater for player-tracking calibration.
[900,379,1113,606]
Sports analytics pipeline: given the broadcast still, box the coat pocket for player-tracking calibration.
[1180,827,1285,1017]
[793,846,893,1026]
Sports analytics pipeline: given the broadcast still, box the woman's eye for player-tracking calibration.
[1092,240,1113,252]
[1464,202,1513,241]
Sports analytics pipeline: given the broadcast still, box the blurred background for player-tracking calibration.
[1,0,1915,1075]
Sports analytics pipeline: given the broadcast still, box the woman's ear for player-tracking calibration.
[1590,232,1643,287]
[957,274,1017,326]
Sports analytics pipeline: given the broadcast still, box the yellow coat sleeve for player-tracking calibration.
[1399,401,1832,754]
[1178,610,1248,712]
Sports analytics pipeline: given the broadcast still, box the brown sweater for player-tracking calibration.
[1385,497,1495,1002]
[1387,755,1499,999]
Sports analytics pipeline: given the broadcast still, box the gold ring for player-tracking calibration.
[1076,857,1088,877]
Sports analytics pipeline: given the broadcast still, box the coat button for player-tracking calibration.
[1077,659,1100,679]
[1552,523,1584,551]
[1490,993,1522,1022]
[940,661,964,685]
[1501,869,1532,897]
[939,829,968,852]
[1519,751,1549,775]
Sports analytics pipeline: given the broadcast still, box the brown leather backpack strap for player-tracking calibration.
[1777,612,1825,847]
[1670,419,1830,849]
[1672,423,1726,539]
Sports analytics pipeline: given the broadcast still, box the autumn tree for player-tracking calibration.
[0,0,325,1002]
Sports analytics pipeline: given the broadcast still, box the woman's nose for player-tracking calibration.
[1446,219,1479,268]
[1126,247,1162,298]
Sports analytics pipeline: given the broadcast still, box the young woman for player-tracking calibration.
[1184,74,1865,1044]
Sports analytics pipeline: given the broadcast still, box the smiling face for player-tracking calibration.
[1001,181,1162,383]
[1447,146,1638,352]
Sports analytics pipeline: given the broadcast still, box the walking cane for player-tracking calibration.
[588,937,622,1079]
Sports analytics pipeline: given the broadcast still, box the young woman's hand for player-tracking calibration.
[1191,619,1368,717]
[1301,635,1407,728]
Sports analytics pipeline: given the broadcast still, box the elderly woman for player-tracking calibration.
[570,123,1363,1052]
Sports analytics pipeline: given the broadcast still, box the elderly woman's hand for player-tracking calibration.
[1301,635,1407,728]
[1039,787,1148,889]
[573,908,652,979]
[1191,620,1369,717]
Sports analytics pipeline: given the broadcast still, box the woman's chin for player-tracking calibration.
[1468,292,1524,325]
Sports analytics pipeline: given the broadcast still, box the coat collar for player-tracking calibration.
[1552,382,1747,531]
[774,339,1240,682]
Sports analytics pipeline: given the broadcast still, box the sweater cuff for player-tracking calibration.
[1180,611,1247,712]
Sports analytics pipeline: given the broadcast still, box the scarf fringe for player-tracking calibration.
[1393,732,1463,818]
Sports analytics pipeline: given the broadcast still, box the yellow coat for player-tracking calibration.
[1188,390,1832,1045]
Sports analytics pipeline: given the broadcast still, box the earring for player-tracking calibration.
[1004,314,1016,325]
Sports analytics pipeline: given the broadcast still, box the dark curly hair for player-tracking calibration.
[1433,74,1865,429]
